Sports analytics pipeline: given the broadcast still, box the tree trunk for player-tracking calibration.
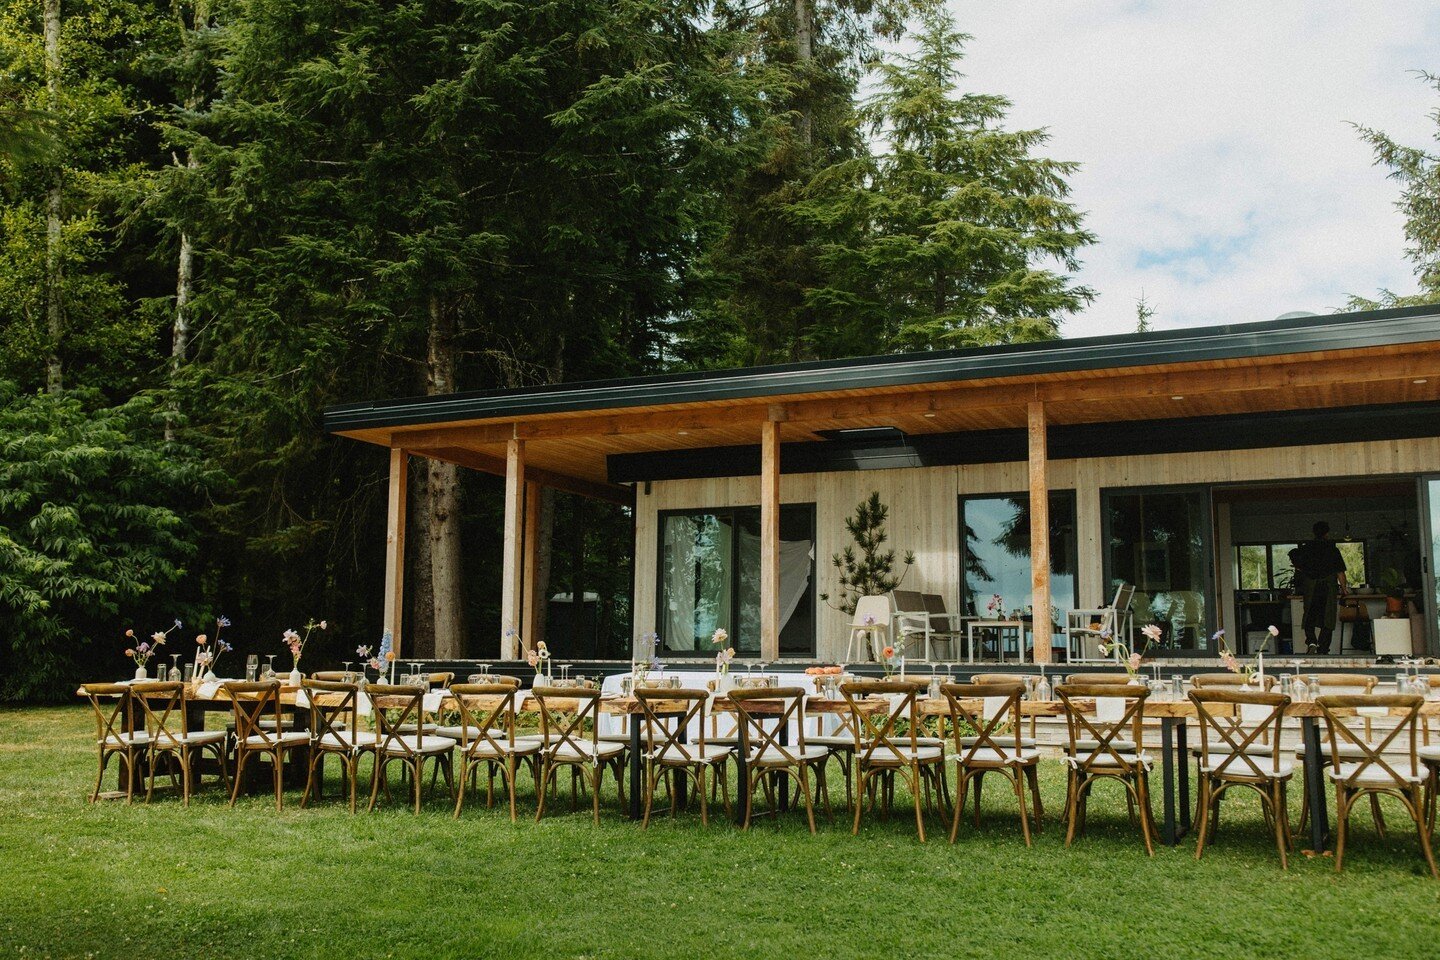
[407,458,435,659]
[43,0,62,394]
[427,295,465,658]
[533,485,556,647]
[793,0,814,146]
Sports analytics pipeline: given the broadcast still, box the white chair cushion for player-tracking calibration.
[434,724,484,742]
[1073,738,1137,753]
[807,734,859,748]
[962,736,1038,749]
[462,738,541,759]
[748,745,830,764]
[1199,754,1294,778]
[649,744,733,764]
[153,730,228,747]
[318,731,379,751]
[1329,762,1425,786]
[1296,741,1384,760]
[1192,742,1273,757]
[551,740,626,762]
[380,734,456,755]
[958,747,1040,765]
[242,731,309,749]
[862,744,945,763]
[101,732,150,748]
[1419,745,1440,764]
[1070,752,1151,769]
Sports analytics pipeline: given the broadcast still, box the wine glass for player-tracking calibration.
[263,654,276,680]
[168,654,181,682]
[245,655,259,683]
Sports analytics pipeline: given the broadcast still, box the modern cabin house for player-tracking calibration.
[324,305,1440,665]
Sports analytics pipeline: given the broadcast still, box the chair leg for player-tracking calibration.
[799,766,818,835]
[1272,781,1289,870]
[1412,787,1439,879]
[1027,765,1044,830]
[909,765,925,843]
[1333,786,1350,873]
[1136,774,1156,857]
[949,769,966,844]
[1193,777,1213,861]
[367,755,385,813]
[972,772,984,828]
[642,761,657,829]
[1369,794,1388,838]
[1014,770,1032,847]
[229,750,249,807]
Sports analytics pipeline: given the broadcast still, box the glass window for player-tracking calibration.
[658,505,815,657]
[1236,545,1268,590]
[1337,541,1367,587]
[959,492,1077,625]
[1105,487,1214,652]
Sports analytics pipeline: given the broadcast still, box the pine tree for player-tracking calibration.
[798,5,1094,354]
[820,491,914,615]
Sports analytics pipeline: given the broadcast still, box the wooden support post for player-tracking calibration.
[521,481,542,650]
[501,438,525,659]
[1027,401,1052,664]
[383,448,408,659]
[760,418,781,661]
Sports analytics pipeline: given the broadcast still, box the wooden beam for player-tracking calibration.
[418,445,634,506]
[383,448,408,659]
[386,346,1440,448]
[1028,401,1052,665]
[500,439,525,659]
[759,418,781,661]
[521,480,542,648]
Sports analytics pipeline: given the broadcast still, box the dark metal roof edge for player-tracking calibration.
[324,304,1440,434]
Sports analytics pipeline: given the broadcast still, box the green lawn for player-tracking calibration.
[3,705,1438,960]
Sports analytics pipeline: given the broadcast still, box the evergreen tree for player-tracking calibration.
[798,5,1093,354]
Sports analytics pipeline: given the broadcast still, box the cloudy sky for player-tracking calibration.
[946,0,1440,337]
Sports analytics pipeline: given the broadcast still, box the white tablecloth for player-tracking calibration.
[598,670,836,740]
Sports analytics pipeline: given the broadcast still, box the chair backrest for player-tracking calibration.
[427,672,455,688]
[941,681,1026,762]
[1303,674,1377,695]
[1110,582,1135,613]
[1190,673,1276,690]
[81,683,134,746]
[365,683,425,759]
[851,594,892,629]
[533,686,603,756]
[132,681,188,749]
[921,594,955,632]
[1189,689,1288,778]
[971,673,1027,685]
[841,679,923,765]
[730,686,809,764]
[223,681,282,748]
[1065,673,1142,686]
[1056,682,1149,769]
[635,688,710,763]
[1316,694,1423,785]
[450,683,519,753]
[302,678,359,745]
[891,590,925,616]
[310,671,351,682]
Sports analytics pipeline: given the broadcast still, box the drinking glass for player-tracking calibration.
[1307,675,1322,700]
[169,655,182,682]
[264,655,277,680]
[245,655,259,683]
[182,663,195,685]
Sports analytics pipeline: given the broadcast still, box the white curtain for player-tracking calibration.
[662,517,697,651]
[738,529,813,633]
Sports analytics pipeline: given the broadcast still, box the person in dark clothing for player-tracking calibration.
[1289,521,1348,654]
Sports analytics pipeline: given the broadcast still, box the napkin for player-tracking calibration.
[1355,706,1389,717]
[197,681,220,699]
[981,696,1009,721]
[1095,696,1126,724]
[423,691,445,713]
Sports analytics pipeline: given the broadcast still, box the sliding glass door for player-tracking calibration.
[959,492,1078,626]
[1103,486,1215,654]
[1422,477,1440,656]
[657,505,816,657]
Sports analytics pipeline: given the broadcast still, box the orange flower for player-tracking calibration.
[882,646,895,659]
[385,651,396,661]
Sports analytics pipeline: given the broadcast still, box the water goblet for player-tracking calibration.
[169,654,182,682]
[264,654,277,680]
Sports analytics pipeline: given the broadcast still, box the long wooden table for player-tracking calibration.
[82,682,1440,850]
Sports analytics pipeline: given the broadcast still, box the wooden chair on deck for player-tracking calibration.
[841,679,943,842]
[80,683,145,804]
[300,678,376,813]
[731,687,830,832]
[1189,689,1294,868]
[1294,675,1379,835]
[134,681,229,806]
[635,688,733,827]
[1316,694,1436,877]
[942,681,1042,845]
[224,680,309,811]
[533,686,627,824]
[450,683,542,822]
[1057,682,1157,856]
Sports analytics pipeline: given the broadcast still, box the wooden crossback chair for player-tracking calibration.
[730,687,830,833]
[300,678,375,813]
[1316,694,1436,878]
[80,683,145,804]
[450,683,541,822]
[1189,689,1293,868]
[532,686,627,824]
[805,679,867,810]
[1056,682,1157,856]
[841,679,940,841]
[942,681,1042,846]
[635,688,732,827]
[133,681,229,806]
[1295,674,1379,835]
[224,680,309,810]
[971,674,1042,744]
[366,684,457,814]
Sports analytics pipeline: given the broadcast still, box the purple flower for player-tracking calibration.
[216,616,231,628]
[218,639,233,653]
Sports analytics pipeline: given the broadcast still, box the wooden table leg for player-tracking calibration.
[628,713,643,821]
[1160,716,1179,845]
[1302,715,1329,851]
[1177,719,1191,834]
[779,720,791,812]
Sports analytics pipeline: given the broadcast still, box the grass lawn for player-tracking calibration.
[3,704,1439,960]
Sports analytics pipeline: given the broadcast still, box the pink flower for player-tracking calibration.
[1221,650,1240,674]
[124,648,135,658]
[1128,652,1143,673]
[1141,624,1163,642]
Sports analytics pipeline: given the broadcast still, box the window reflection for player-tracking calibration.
[960,493,1077,627]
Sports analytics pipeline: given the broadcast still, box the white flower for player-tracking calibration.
[1267,624,1280,636]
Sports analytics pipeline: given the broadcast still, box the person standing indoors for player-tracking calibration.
[1289,521,1348,654]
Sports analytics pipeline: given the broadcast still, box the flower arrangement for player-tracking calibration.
[124,619,181,673]
[366,631,396,681]
[526,639,551,680]
[282,618,327,669]
[986,593,1004,618]
[193,616,232,679]
[1099,623,1158,678]
[880,644,904,677]
[1217,626,1276,683]
[712,628,735,675]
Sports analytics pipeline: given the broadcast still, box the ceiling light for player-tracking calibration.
[1414,379,1429,385]
[677,430,689,436]
[1170,395,1185,401]
[923,413,937,419]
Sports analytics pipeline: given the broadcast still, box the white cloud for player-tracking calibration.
[946,0,1440,336]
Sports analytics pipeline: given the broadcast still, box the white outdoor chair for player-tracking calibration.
[844,595,892,663]
[1067,583,1135,664]
[891,589,930,660]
